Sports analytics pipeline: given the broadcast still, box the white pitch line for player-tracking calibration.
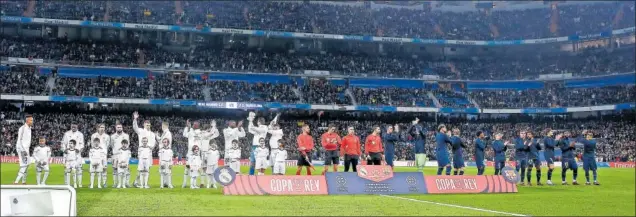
[380,194,529,216]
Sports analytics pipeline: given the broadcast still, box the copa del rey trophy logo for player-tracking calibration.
[356,165,394,182]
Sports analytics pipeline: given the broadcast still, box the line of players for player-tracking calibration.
[12,113,600,188]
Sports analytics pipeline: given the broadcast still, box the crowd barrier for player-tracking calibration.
[1,16,634,46]
[2,94,634,114]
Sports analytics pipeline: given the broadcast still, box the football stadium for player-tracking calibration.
[0,0,635,216]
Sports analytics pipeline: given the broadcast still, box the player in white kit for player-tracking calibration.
[182,119,219,188]
[228,140,242,174]
[158,138,174,189]
[89,138,106,189]
[223,120,245,171]
[116,140,131,189]
[62,123,85,187]
[14,115,33,185]
[132,112,156,187]
[91,124,110,188]
[271,140,288,175]
[33,137,52,185]
[64,140,80,188]
[205,141,220,188]
[137,137,152,189]
[268,118,283,171]
[199,121,219,188]
[254,138,269,175]
[110,122,129,188]
[247,112,270,175]
[188,145,202,189]
[156,121,172,185]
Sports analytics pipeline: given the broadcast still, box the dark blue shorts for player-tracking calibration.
[494,160,506,170]
[453,158,465,169]
[583,158,597,171]
[384,152,394,167]
[562,158,578,170]
[515,159,528,171]
[527,158,541,168]
[544,156,555,165]
[475,157,485,168]
[436,154,450,167]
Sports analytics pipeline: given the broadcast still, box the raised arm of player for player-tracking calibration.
[132,112,142,135]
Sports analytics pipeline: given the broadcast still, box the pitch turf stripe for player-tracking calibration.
[379,194,529,216]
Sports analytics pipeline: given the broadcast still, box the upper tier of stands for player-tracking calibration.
[1,1,634,40]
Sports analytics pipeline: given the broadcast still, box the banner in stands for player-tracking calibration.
[1,16,634,46]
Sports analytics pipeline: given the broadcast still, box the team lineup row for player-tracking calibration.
[12,111,601,189]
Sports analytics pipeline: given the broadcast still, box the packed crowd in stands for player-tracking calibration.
[1,67,633,108]
[2,1,633,40]
[469,85,636,108]
[1,105,634,163]
[2,38,634,80]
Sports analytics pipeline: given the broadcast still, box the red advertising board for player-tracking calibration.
[424,175,517,194]
[609,162,635,168]
[223,175,328,195]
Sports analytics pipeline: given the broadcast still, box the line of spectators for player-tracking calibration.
[1,104,634,163]
[469,85,635,109]
[3,37,634,80]
[2,1,633,40]
[2,67,633,108]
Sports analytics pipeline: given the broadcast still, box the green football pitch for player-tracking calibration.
[1,164,634,216]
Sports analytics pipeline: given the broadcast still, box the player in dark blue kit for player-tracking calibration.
[474,131,487,175]
[407,118,427,172]
[382,124,402,168]
[525,132,542,186]
[514,131,530,186]
[450,128,466,175]
[435,125,453,175]
[578,130,600,185]
[558,131,580,185]
[492,133,508,175]
[543,129,557,185]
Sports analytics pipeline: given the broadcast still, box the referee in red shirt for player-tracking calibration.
[321,124,342,175]
[340,126,361,172]
[296,124,314,175]
[365,126,384,165]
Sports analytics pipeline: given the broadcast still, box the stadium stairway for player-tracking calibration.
[292,87,304,103]
[427,92,443,108]
[149,83,155,97]
[203,87,212,101]
[466,94,481,108]
[23,0,36,17]
[46,75,56,96]
[345,88,358,105]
